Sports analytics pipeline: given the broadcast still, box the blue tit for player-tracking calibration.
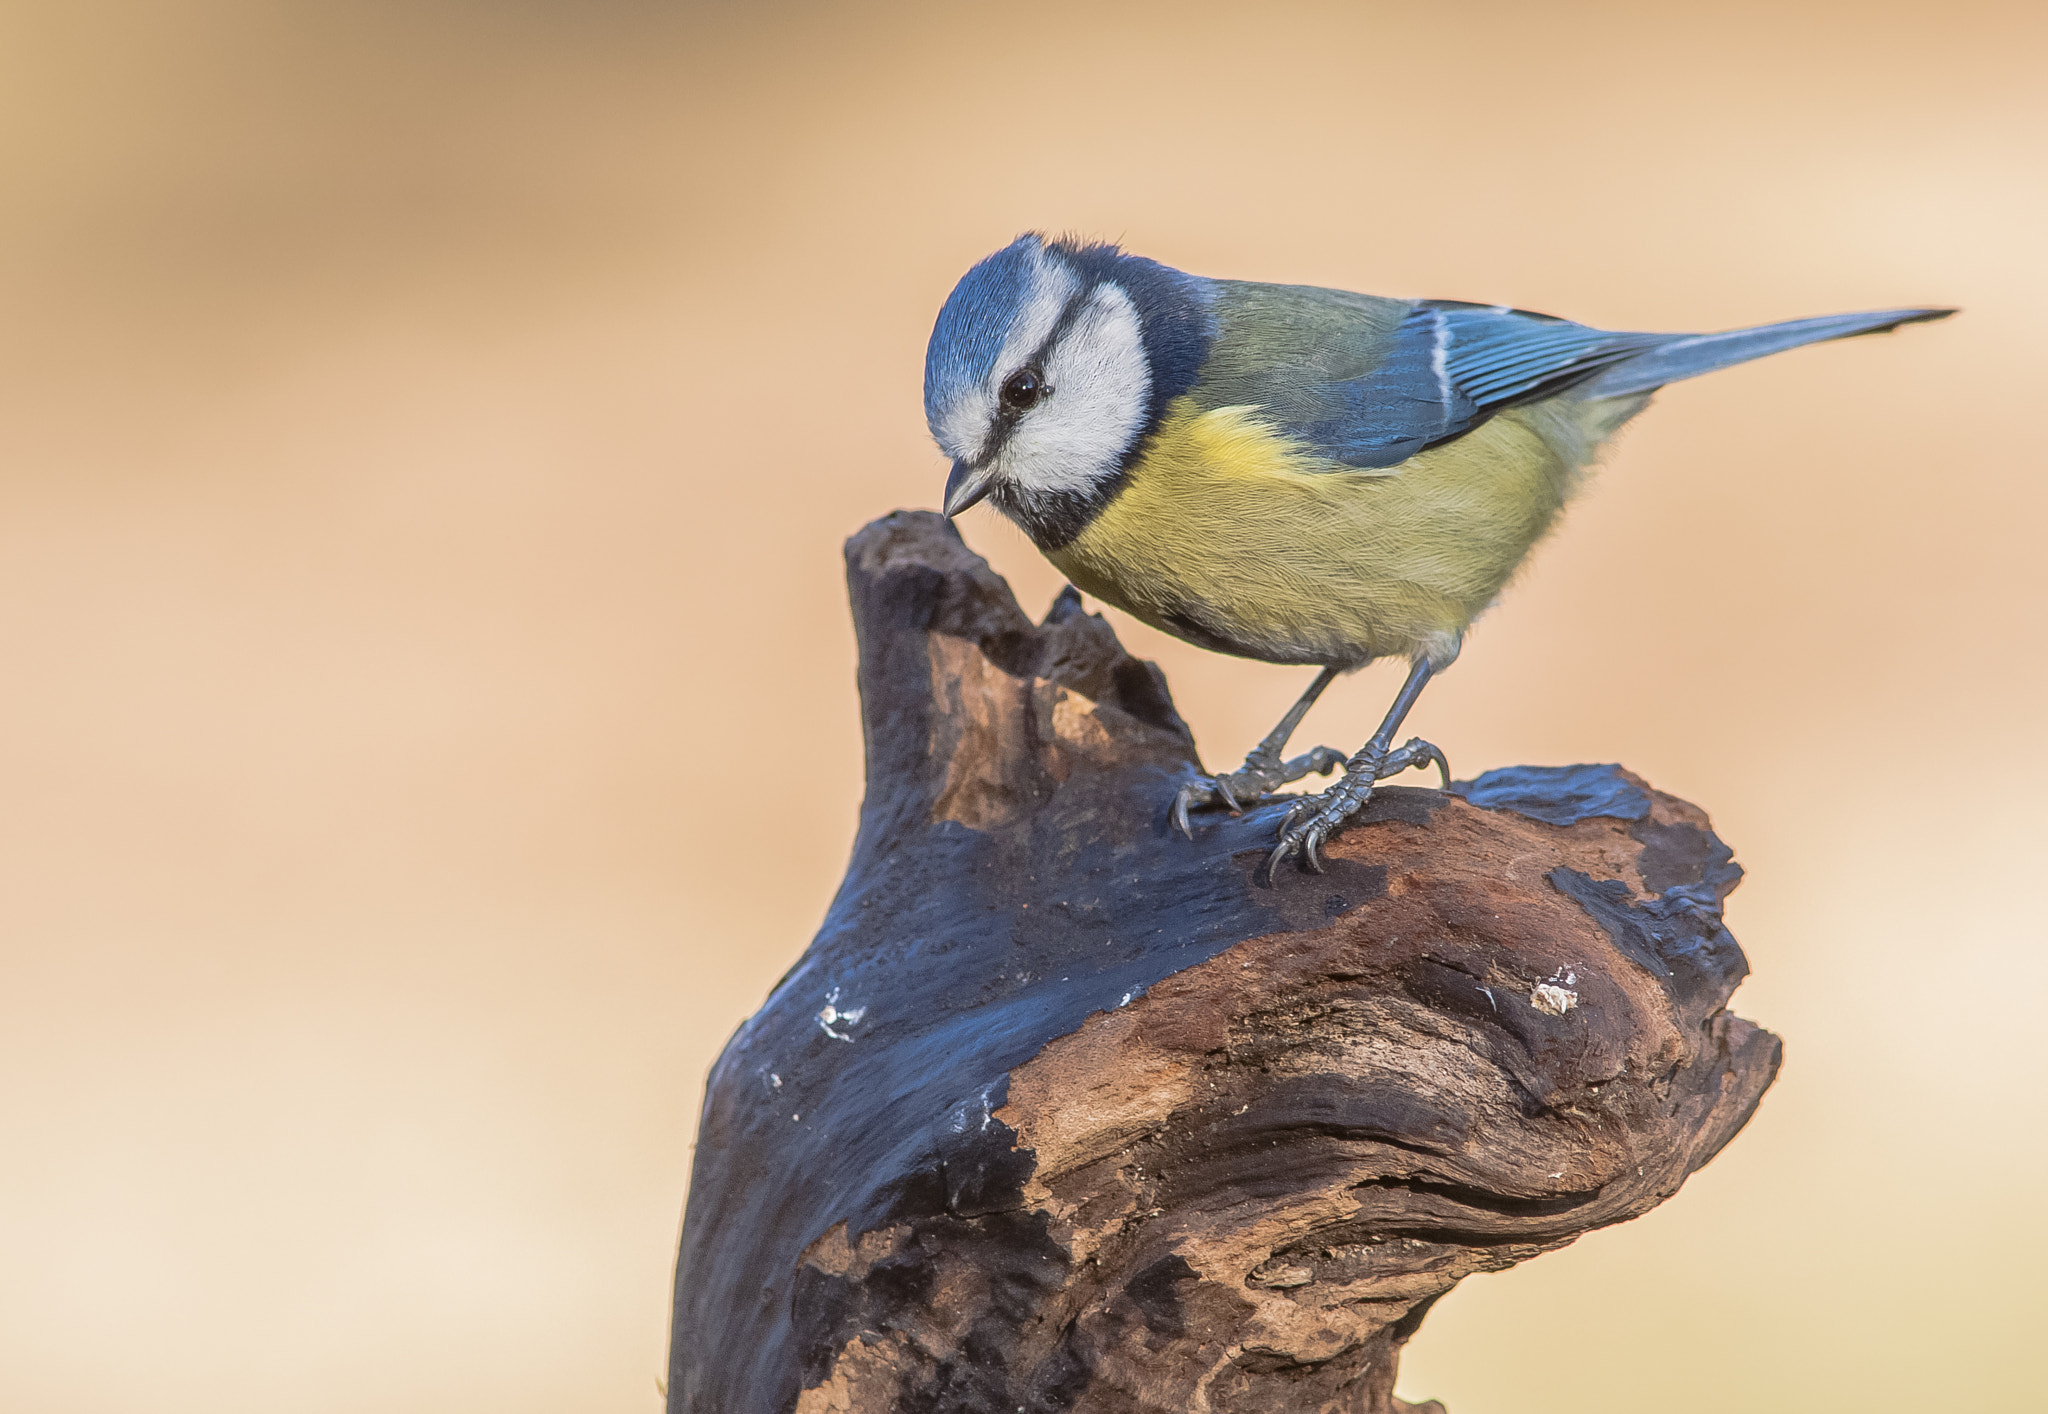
[922,233,1951,871]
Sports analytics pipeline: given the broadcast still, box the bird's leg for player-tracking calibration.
[1267,658,1450,875]
[1172,666,1347,837]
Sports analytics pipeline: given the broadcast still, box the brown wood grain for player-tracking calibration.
[667,512,1779,1414]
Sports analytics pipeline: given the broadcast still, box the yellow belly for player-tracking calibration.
[1047,395,1622,667]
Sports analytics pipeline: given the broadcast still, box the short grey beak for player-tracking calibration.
[943,460,999,518]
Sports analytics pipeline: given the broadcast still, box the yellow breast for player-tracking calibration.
[1047,395,1614,667]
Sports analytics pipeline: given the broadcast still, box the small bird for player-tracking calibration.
[923,234,1950,871]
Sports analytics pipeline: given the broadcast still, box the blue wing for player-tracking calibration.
[1305,300,1950,471]
[1307,302,1663,469]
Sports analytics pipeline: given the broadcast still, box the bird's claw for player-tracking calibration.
[1170,745,1345,839]
[1268,783,1368,876]
[1170,774,1258,837]
[1265,736,1450,874]
[1381,736,1452,792]
[1302,745,1347,776]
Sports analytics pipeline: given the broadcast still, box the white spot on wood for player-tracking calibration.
[946,1083,1002,1136]
[818,986,867,1042]
[1531,982,1578,1016]
[1250,1264,1314,1289]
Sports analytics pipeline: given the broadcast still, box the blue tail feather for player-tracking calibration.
[1584,307,1954,399]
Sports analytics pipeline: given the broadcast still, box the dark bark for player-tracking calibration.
[667,510,1780,1414]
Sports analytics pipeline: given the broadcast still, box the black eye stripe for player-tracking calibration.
[1027,284,1095,372]
[978,282,1096,461]
[997,283,1094,417]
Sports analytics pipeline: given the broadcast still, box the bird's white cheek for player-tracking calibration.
[1003,286,1149,494]
[934,391,994,463]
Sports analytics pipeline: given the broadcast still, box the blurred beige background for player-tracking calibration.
[2,1,2042,1410]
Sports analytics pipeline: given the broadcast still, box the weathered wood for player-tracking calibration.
[667,510,1780,1414]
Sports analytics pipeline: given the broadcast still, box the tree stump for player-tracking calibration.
[667,511,1780,1414]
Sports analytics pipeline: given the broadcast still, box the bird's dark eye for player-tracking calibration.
[1000,366,1048,414]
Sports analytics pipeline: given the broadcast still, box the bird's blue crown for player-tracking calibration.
[923,233,1214,452]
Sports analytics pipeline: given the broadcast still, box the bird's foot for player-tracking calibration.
[1171,745,1347,838]
[1266,737,1451,874]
